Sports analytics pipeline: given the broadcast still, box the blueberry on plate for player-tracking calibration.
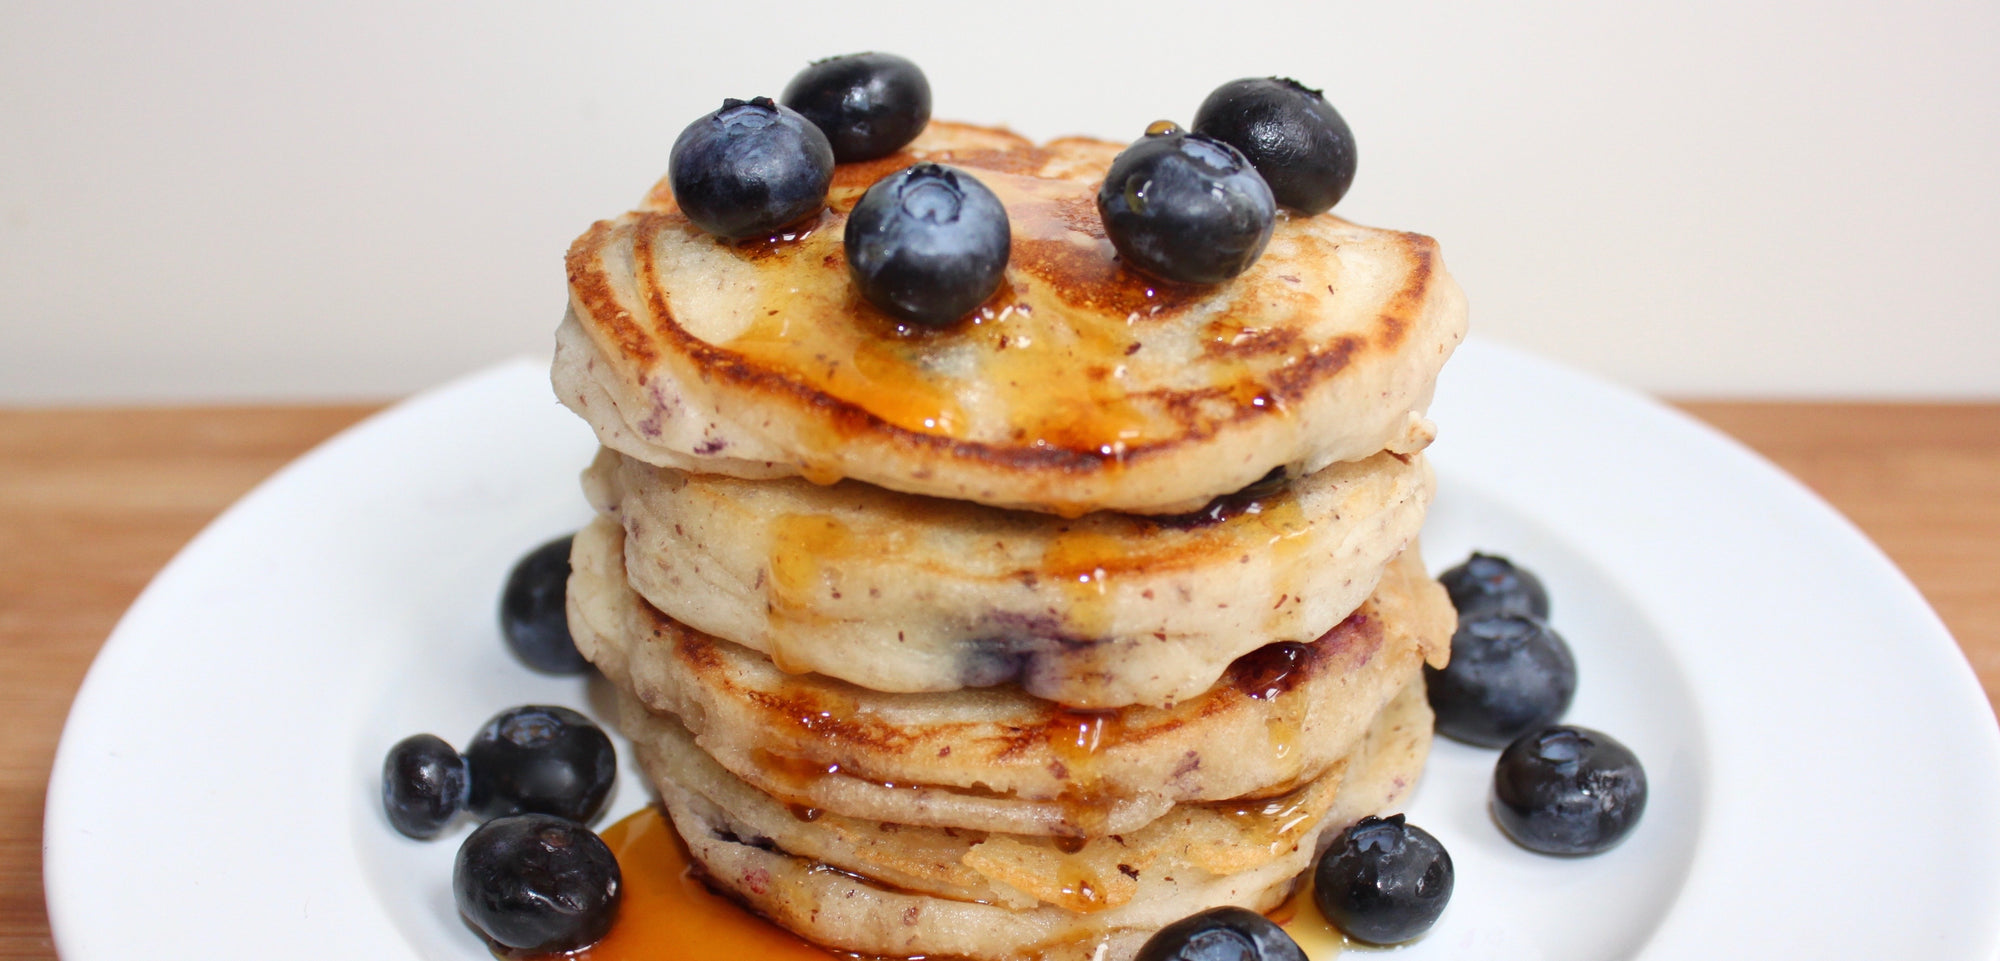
[1097,126,1276,285]
[1426,613,1577,747]
[1134,905,1306,961]
[465,705,617,824]
[669,97,834,240]
[501,533,588,674]
[781,52,931,162]
[1314,814,1453,944]
[1192,77,1357,215]
[381,733,468,839]
[454,814,621,954]
[845,163,1010,327]
[1493,725,1648,855]
[1438,551,1550,620]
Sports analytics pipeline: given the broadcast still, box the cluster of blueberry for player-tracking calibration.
[381,537,625,955]
[385,547,1644,958]
[1100,78,1355,287]
[1431,553,1650,855]
[667,54,1358,326]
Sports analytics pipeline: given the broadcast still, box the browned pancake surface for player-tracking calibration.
[558,122,1466,515]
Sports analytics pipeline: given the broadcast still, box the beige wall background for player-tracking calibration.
[2,0,1995,402]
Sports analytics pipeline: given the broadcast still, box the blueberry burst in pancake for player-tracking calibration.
[554,122,1466,517]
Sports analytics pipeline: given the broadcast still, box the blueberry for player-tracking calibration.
[465,705,617,824]
[1134,905,1306,961]
[669,97,834,240]
[1313,814,1453,945]
[845,163,1010,326]
[454,814,621,954]
[1493,725,1648,855]
[1426,614,1576,748]
[381,733,468,839]
[501,534,589,674]
[1097,127,1275,285]
[1192,78,1357,215]
[1438,551,1550,620]
[781,52,931,163]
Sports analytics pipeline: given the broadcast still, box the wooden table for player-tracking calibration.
[1,402,1996,957]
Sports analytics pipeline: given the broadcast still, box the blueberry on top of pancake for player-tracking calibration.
[557,122,1465,515]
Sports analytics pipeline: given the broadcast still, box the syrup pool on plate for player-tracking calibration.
[575,806,836,961]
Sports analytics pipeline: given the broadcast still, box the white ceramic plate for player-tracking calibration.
[45,340,2000,960]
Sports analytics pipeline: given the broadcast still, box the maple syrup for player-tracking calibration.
[697,159,1281,471]
[1040,526,1130,640]
[1052,862,1104,912]
[1255,497,1313,637]
[765,513,857,672]
[1220,788,1322,857]
[575,805,848,961]
[1267,874,1352,959]
[1045,708,1125,836]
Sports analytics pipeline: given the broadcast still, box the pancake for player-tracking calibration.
[620,689,1351,911]
[569,514,1451,836]
[553,121,1467,517]
[583,444,1433,708]
[649,679,1433,961]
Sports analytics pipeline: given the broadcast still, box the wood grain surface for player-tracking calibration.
[2,401,1996,958]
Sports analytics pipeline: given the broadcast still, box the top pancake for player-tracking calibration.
[555,121,1467,516]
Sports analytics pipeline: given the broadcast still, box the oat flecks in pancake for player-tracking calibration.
[553,121,1467,516]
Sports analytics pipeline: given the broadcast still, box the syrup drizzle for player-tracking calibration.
[699,160,1300,484]
[575,806,846,961]
[1045,708,1125,838]
[765,513,857,673]
[1267,873,1353,959]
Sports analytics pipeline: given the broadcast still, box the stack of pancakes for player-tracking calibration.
[556,122,1467,961]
